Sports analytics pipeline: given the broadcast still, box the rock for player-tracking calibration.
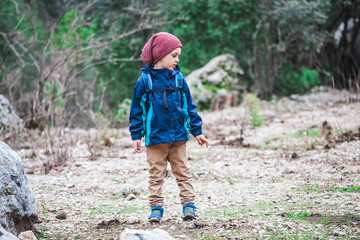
[187,222,196,229]
[55,212,67,220]
[0,225,19,240]
[120,228,176,240]
[126,217,140,225]
[17,231,36,240]
[0,95,23,135]
[126,193,136,201]
[210,90,239,111]
[185,54,245,110]
[0,142,38,236]
[333,230,345,236]
[229,236,242,240]
[175,235,186,239]
[282,168,294,174]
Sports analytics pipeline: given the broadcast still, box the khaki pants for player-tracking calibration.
[146,141,195,207]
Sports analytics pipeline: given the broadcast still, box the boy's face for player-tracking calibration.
[154,47,182,71]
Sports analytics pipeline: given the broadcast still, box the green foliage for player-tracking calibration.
[44,82,66,107]
[282,211,312,220]
[284,128,321,138]
[0,0,345,128]
[116,98,131,123]
[278,65,322,95]
[52,8,97,50]
[337,186,360,193]
[245,93,265,127]
[165,0,258,76]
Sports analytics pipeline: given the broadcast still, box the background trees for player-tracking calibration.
[1,0,359,128]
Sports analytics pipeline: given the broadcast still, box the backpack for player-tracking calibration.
[141,72,191,145]
[141,72,184,110]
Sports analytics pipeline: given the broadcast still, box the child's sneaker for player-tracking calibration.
[148,206,163,223]
[182,203,196,221]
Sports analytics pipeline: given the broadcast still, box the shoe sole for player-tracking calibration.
[183,214,196,221]
[148,218,161,223]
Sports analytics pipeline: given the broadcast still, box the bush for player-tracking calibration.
[278,65,321,95]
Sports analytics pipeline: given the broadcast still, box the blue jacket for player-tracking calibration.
[129,64,202,146]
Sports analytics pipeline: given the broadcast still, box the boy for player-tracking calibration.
[129,32,209,222]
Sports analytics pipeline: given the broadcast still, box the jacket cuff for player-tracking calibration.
[131,134,142,141]
[192,129,202,137]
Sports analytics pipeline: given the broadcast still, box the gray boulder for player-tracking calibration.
[0,95,23,135]
[0,225,19,240]
[0,142,38,236]
[185,54,246,110]
[120,228,176,240]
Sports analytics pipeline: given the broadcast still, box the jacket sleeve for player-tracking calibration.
[129,77,146,140]
[182,79,203,137]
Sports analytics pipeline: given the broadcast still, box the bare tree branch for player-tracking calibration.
[0,32,26,67]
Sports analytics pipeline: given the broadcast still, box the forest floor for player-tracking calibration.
[15,87,360,240]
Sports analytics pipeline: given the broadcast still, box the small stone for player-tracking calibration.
[355,207,360,211]
[176,235,187,239]
[126,193,136,201]
[18,231,37,240]
[282,168,294,174]
[194,220,207,227]
[324,195,330,199]
[229,236,242,240]
[55,211,67,220]
[291,152,298,159]
[126,217,140,225]
[346,183,354,188]
[188,222,196,229]
[333,230,345,236]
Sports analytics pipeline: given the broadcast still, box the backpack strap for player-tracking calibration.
[142,72,183,110]
[175,72,184,106]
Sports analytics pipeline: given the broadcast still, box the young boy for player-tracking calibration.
[129,32,209,222]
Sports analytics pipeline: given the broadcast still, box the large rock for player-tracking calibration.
[120,228,176,240]
[0,225,18,240]
[0,95,23,135]
[185,54,246,110]
[0,142,38,236]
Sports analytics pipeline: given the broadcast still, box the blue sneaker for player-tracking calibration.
[148,206,163,222]
[183,203,196,221]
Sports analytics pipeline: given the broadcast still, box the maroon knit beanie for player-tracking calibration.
[140,32,182,65]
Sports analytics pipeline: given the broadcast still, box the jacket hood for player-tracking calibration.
[140,64,181,77]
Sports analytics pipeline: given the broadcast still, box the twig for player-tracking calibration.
[331,77,344,135]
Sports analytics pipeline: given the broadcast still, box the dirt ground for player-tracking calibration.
[15,87,360,239]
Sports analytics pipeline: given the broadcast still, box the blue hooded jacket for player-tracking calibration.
[129,64,202,146]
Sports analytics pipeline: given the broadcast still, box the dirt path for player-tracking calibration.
[20,88,360,239]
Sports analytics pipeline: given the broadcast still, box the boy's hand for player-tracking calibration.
[195,135,210,148]
[133,140,142,153]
